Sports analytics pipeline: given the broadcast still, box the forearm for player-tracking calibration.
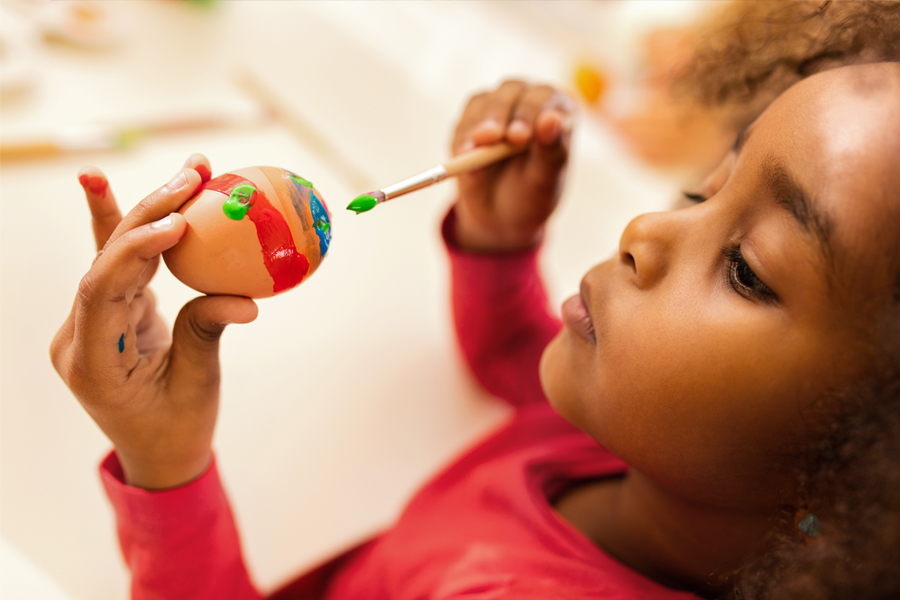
[445,208,562,407]
[100,451,261,600]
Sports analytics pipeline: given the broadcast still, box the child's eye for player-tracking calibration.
[722,247,777,303]
[682,191,707,203]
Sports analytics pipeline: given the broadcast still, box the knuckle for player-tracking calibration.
[76,273,98,306]
[135,191,162,216]
[189,318,223,344]
[49,335,66,374]
[465,92,489,111]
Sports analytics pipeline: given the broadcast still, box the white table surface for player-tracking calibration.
[0,2,688,597]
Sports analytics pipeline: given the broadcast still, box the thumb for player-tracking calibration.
[169,295,258,386]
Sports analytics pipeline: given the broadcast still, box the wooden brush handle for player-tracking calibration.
[441,142,525,177]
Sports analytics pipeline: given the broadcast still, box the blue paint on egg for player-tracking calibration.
[310,192,331,257]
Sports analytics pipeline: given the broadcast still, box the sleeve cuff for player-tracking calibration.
[99,450,228,537]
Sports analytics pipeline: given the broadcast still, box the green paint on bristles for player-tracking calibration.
[347,194,378,214]
[290,174,315,189]
[222,184,256,220]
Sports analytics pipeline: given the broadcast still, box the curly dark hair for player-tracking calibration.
[733,319,900,600]
[679,0,900,128]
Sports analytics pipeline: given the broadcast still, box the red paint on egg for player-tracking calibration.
[203,174,309,293]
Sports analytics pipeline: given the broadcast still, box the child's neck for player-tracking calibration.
[553,470,776,596]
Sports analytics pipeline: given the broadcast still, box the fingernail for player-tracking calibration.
[151,214,173,230]
[459,140,475,153]
[166,171,188,191]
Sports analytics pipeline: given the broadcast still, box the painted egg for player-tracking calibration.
[163,166,332,299]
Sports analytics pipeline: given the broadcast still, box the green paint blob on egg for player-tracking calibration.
[315,218,330,233]
[290,174,315,189]
[222,184,256,220]
[347,194,377,214]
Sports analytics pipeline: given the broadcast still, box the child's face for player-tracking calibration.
[541,64,900,508]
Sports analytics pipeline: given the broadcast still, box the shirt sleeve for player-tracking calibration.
[443,208,562,408]
[99,451,262,600]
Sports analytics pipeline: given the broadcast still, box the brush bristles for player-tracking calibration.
[346,191,383,214]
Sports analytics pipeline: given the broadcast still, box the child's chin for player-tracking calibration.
[539,334,580,420]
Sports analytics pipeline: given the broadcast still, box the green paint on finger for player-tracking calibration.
[222,184,256,220]
[118,333,125,353]
[347,194,377,214]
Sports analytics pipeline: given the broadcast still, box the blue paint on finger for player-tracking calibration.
[118,334,125,353]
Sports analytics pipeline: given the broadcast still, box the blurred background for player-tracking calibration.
[0,1,707,597]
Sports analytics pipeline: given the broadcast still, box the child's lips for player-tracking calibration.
[561,284,595,342]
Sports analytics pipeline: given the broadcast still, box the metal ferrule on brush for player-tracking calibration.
[382,165,448,201]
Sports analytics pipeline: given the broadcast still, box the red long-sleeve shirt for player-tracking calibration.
[100,211,697,600]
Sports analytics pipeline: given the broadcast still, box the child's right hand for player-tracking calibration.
[452,80,575,252]
[50,155,258,490]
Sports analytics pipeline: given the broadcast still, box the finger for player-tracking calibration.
[182,153,212,184]
[534,93,575,147]
[133,255,161,300]
[507,85,558,145]
[522,106,575,194]
[452,91,491,154]
[469,80,528,146]
[78,166,123,251]
[168,295,258,392]
[105,168,201,249]
[72,213,187,376]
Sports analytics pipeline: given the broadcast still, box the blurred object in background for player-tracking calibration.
[574,0,900,188]
[573,61,607,106]
[182,0,219,9]
[0,0,130,97]
[2,0,130,48]
[572,0,734,183]
[0,5,40,93]
[0,110,266,160]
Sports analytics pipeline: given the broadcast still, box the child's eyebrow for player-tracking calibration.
[763,158,836,271]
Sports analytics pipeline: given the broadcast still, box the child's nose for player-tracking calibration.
[618,211,679,289]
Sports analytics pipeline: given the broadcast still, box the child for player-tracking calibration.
[51,62,900,598]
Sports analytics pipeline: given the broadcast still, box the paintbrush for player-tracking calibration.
[346,141,526,214]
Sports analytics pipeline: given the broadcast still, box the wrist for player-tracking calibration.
[116,449,212,490]
[452,203,544,253]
